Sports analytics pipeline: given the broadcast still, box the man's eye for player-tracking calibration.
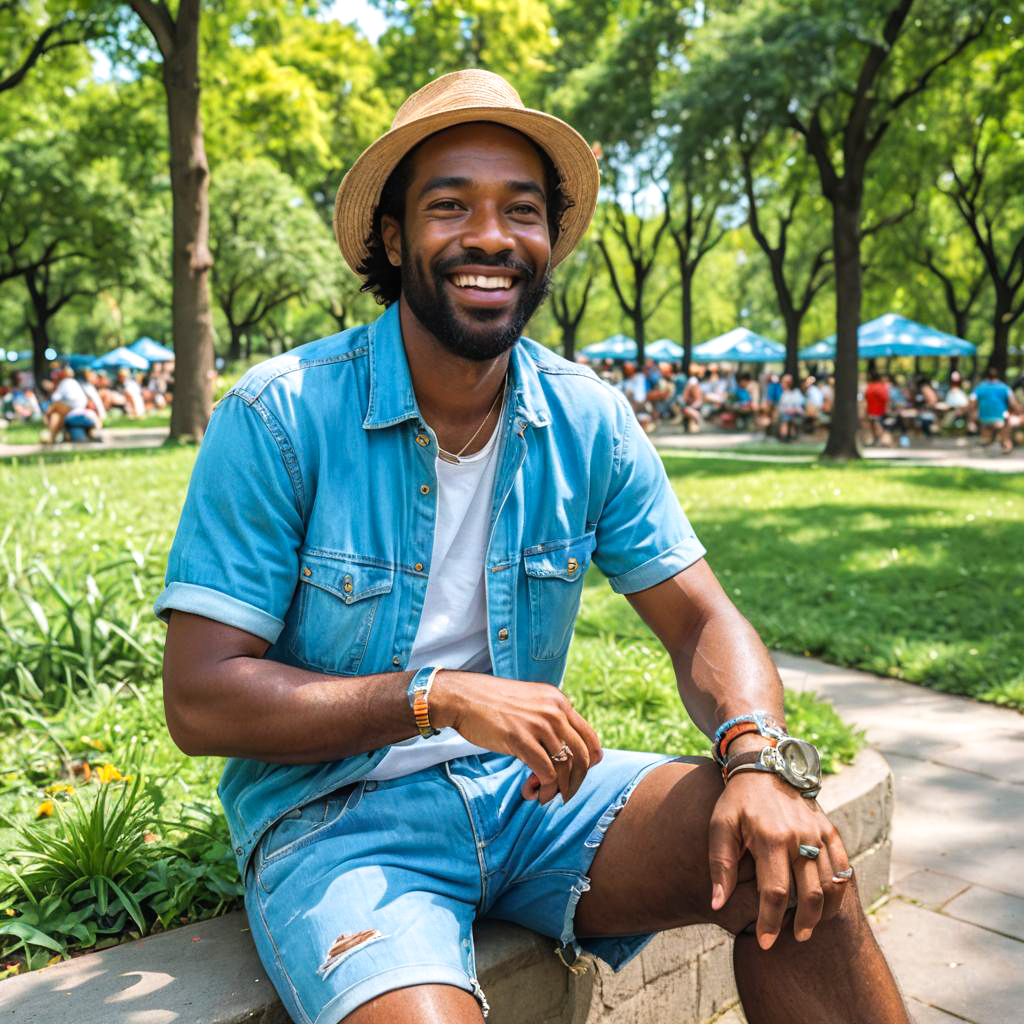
[430,200,462,211]
[510,204,541,216]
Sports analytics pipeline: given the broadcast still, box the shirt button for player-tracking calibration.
[302,567,312,577]
[414,562,424,572]
[497,627,509,642]
[420,484,430,495]
[392,655,402,667]
[416,434,430,447]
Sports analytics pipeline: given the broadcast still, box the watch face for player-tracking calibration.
[778,738,820,787]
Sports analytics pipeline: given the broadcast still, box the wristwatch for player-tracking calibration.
[725,737,822,799]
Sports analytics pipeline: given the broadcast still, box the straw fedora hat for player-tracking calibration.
[333,69,600,276]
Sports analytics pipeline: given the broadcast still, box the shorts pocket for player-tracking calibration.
[255,782,364,890]
[289,550,394,675]
[524,532,596,661]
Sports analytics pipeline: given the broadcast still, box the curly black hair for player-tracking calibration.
[357,130,573,306]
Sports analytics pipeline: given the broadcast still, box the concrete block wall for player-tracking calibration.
[0,750,893,1024]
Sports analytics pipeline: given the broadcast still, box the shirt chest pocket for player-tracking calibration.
[289,551,394,675]
[523,532,596,661]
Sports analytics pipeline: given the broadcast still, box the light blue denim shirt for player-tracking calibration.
[155,302,705,874]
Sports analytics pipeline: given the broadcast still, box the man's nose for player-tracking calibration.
[460,202,515,254]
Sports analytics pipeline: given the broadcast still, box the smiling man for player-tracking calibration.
[156,71,909,1024]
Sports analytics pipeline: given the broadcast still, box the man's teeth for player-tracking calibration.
[450,273,514,290]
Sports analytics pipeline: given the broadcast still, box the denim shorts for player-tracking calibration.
[243,748,672,1023]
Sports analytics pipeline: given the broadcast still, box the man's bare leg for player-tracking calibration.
[575,758,910,1024]
[340,983,483,1023]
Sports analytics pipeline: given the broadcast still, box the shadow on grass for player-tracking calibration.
[582,498,1023,708]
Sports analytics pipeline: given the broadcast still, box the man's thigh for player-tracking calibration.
[575,757,761,939]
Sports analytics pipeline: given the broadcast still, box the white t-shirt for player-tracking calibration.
[52,377,88,411]
[364,404,505,781]
[621,374,646,404]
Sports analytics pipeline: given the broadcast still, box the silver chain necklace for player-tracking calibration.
[436,377,506,465]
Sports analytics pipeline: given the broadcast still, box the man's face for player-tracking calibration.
[382,123,553,362]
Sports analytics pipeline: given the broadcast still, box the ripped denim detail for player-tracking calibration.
[556,876,593,974]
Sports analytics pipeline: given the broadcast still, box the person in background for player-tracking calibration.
[646,362,675,420]
[863,370,890,446]
[939,371,970,432]
[44,366,103,443]
[117,368,146,417]
[776,373,805,442]
[3,371,42,422]
[729,373,755,430]
[760,371,782,433]
[972,366,1020,453]
[887,374,913,447]
[619,361,653,431]
[912,375,940,439]
[699,364,727,422]
[803,375,825,434]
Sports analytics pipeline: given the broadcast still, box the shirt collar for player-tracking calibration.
[363,302,550,431]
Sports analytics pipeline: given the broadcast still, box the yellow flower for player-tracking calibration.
[95,764,123,785]
[82,761,91,782]
[44,783,74,796]
[4,908,14,917]
[36,800,54,818]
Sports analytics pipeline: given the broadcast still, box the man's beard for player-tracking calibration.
[401,250,551,362]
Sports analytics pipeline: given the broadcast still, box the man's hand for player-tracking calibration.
[430,670,602,805]
[708,772,851,949]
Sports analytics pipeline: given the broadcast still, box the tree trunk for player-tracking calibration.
[681,270,694,369]
[783,313,800,381]
[24,273,51,387]
[634,313,646,367]
[162,8,214,442]
[563,325,576,363]
[227,323,243,362]
[988,307,1010,374]
[823,199,862,460]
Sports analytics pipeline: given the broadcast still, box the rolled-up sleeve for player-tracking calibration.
[593,405,705,594]
[153,392,305,643]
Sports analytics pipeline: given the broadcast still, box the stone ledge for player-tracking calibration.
[0,750,892,1024]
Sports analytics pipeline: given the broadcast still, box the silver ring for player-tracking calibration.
[550,743,572,764]
[833,867,853,881]
[797,843,821,860]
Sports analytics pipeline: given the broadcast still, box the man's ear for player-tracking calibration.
[380,215,402,268]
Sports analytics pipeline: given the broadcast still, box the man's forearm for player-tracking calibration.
[670,607,785,741]
[166,653,422,763]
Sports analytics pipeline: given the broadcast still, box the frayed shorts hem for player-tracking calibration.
[313,963,480,1024]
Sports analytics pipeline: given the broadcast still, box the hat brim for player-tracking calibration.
[334,106,599,276]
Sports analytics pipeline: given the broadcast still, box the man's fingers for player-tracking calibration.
[566,706,602,765]
[563,730,591,802]
[707,811,742,912]
[822,823,852,920]
[753,845,792,950]
[791,845,825,941]
[518,737,559,803]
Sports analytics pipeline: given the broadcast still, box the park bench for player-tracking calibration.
[0,750,893,1024]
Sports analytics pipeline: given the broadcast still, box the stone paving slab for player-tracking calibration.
[943,885,1024,942]
[872,898,1024,1024]
[894,869,971,911]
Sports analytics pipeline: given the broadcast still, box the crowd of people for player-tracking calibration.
[0,361,173,443]
[587,356,1024,453]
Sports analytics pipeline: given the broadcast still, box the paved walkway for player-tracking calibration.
[654,429,1024,473]
[719,654,1024,1024]
[0,426,168,459]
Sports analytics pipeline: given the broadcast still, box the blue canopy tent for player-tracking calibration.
[800,314,978,360]
[91,346,150,371]
[579,334,637,361]
[129,337,175,362]
[646,338,685,361]
[692,327,786,363]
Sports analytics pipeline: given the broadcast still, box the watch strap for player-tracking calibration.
[407,666,442,738]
